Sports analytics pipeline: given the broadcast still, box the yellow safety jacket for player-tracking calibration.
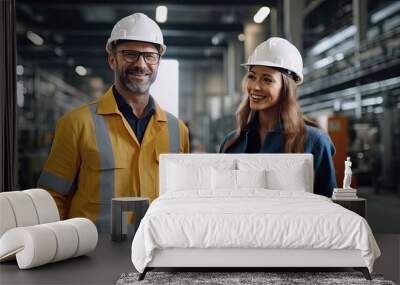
[38,87,189,229]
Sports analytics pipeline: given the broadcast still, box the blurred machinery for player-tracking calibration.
[300,2,400,194]
[328,116,349,189]
[16,66,93,189]
[348,122,381,190]
[329,109,398,194]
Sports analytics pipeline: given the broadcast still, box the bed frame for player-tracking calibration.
[140,248,371,280]
[138,154,372,281]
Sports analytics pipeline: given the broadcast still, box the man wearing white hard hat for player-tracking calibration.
[37,13,190,230]
[220,37,336,198]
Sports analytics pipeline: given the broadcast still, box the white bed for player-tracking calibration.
[131,154,380,280]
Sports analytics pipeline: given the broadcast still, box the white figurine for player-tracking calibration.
[343,157,352,189]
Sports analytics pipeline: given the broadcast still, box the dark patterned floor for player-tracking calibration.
[117,271,396,285]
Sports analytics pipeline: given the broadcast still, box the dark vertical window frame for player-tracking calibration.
[0,0,17,192]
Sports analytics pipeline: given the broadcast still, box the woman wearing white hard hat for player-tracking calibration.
[219,37,336,198]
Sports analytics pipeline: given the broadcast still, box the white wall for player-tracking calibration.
[150,59,179,117]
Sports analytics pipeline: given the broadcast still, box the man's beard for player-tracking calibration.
[116,66,156,95]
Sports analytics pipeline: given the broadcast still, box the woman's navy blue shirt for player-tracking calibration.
[219,118,337,198]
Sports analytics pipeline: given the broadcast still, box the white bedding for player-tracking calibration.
[131,190,380,273]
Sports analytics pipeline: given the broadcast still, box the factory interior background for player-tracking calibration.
[0,0,399,281]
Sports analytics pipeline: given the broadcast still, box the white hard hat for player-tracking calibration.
[106,13,166,55]
[242,37,303,84]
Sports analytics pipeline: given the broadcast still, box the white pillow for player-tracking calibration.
[237,169,267,189]
[211,169,267,190]
[167,163,211,191]
[266,162,307,192]
[238,159,310,192]
[211,168,236,190]
[166,159,237,192]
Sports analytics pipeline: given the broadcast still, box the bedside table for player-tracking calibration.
[111,197,150,242]
[331,198,366,218]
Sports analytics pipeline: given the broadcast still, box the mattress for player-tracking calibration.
[131,190,380,273]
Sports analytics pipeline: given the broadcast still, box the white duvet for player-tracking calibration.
[131,190,380,273]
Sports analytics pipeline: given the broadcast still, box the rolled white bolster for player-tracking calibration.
[0,226,57,269]
[0,218,98,269]
[0,192,39,227]
[42,221,79,262]
[0,196,17,237]
[65,218,98,257]
[23,189,60,223]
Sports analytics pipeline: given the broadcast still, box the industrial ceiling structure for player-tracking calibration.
[16,0,280,86]
[16,0,398,101]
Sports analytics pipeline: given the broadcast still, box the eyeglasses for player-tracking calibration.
[117,50,161,65]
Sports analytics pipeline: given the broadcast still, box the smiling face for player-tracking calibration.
[246,66,283,111]
[108,41,159,96]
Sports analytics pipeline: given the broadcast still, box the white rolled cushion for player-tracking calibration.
[0,191,39,227]
[211,168,236,190]
[0,196,17,238]
[23,189,60,223]
[42,221,79,262]
[0,226,57,269]
[236,169,267,188]
[0,218,97,269]
[167,163,211,191]
[65,218,98,257]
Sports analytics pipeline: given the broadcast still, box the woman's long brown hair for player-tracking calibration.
[222,71,319,153]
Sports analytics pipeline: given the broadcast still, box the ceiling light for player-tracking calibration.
[26,31,44,46]
[313,56,334,69]
[335,53,344,61]
[371,1,400,24]
[253,7,270,24]
[67,58,75,66]
[16,65,24,76]
[156,6,168,23]
[309,25,356,56]
[75,65,87,76]
[53,33,64,44]
[211,33,224,46]
[211,36,220,45]
[54,47,64,56]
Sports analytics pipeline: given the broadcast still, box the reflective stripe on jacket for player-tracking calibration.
[37,87,189,229]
